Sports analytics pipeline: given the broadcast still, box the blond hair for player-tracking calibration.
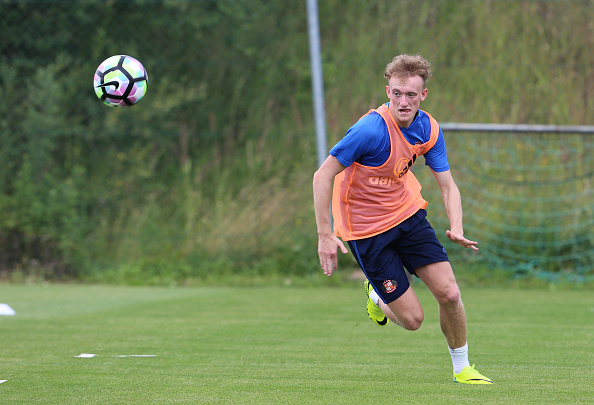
[384,54,432,87]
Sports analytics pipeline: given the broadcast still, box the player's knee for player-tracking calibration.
[445,287,461,305]
[401,312,424,331]
[435,284,461,306]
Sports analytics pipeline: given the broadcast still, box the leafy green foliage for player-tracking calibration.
[0,0,592,282]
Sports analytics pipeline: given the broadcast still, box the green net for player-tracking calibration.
[415,129,594,282]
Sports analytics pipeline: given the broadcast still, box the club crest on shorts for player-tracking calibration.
[383,280,398,293]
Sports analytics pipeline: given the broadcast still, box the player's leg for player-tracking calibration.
[416,261,493,384]
[365,279,424,329]
[381,285,424,330]
[366,279,424,330]
[415,261,466,349]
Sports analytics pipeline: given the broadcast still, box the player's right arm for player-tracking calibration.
[313,156,349,276]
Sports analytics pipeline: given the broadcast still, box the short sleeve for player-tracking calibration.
[423,127,450,172]
[330,112,390,167]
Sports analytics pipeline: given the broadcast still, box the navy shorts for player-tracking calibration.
[348,209,449,304]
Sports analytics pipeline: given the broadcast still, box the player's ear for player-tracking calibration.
[420,88,428,101]
[386,85,390,98]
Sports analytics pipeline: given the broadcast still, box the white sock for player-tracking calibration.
[369,288,380,306]
[449,342,470,374]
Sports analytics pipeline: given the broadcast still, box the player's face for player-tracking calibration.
[386,75,428,128]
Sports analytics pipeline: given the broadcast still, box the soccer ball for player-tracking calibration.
[93,55,148,107]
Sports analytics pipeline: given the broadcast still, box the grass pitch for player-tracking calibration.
[0,283,592,404]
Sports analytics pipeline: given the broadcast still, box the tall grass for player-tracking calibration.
[80,124,321,285]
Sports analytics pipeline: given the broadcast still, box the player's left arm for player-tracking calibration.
[431,169,479,251]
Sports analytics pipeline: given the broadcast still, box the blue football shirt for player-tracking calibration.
[330,107,449,172]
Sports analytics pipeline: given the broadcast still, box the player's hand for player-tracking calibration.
[446,230,479,251]
[318,234,349,276]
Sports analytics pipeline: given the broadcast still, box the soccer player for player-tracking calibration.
[313,54,493,384]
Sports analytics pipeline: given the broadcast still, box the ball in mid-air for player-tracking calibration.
[93,55,148,107]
